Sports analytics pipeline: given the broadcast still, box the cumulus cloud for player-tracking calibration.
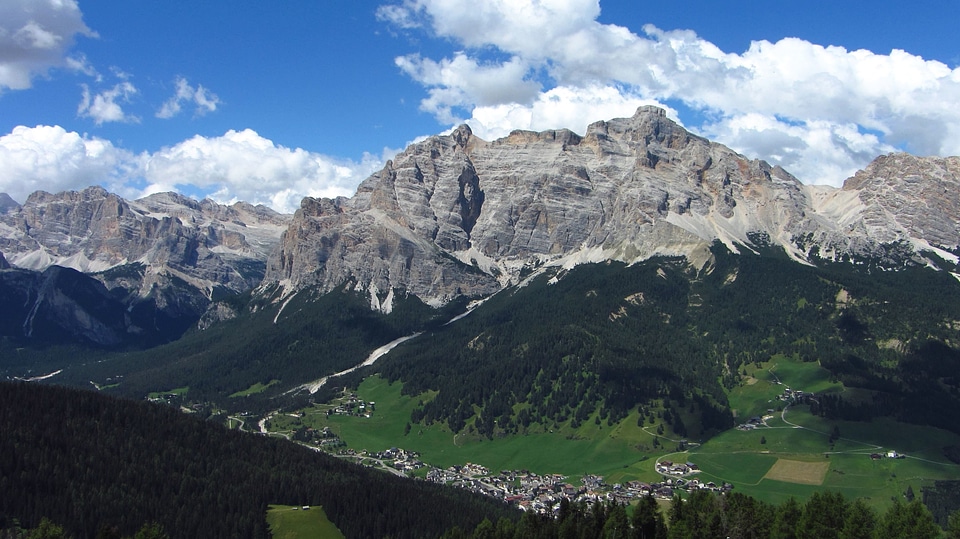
[0,125,385,213]
[142,129,382,212]
[380,0,960,185]
[0,0,96,91]
[156,77,221,119]
[78,82,140,125]
[466,85,676,141]
[0,125,133,203]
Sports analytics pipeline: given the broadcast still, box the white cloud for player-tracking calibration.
[395,53,540,123]
[702,114,896,187]
[78,82,140,125]
[466,85,676,141]
[156,77,221,119]
[0,125,386,213]
[0,125,133,203]
[0,0,96,90]
[142,130,382,212]
[381,0,960,185]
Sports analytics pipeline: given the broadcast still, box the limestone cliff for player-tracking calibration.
[266,107,960,308]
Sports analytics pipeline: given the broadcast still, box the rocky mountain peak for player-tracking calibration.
[265,106,810,307]
[0,186,292,337]
[265,107,960,309]
[0,192,19,213]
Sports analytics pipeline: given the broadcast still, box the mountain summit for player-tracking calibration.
[265,106,960,309]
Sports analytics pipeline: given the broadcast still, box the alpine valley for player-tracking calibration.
[5,107,960,537]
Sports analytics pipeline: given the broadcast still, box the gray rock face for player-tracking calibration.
[266,106,960,308]
[0,186,291,296]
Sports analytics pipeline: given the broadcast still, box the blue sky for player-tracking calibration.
[1,0,959,212]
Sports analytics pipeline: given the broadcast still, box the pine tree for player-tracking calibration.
[602,504,630,539]
[839,498,875,539]
[631,494,667,539]
[770,497,802,539]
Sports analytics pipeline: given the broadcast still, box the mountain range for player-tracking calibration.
[1,105,958,354]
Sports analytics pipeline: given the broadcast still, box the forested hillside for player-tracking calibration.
[0,382,517,538]
[371,242,960,439]
[444,490,949,539]
[31,283,464,412]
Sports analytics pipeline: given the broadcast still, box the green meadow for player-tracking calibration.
[278,354,960,510]
[266,505,343,539]
[295,376,665,481]
[230,379,279,398]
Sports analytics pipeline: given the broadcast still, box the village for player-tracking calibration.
[329,445,732,514]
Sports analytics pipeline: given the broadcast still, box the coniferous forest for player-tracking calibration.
[443,490,953,539]
[374,242,960,440]
[0,382,517,539]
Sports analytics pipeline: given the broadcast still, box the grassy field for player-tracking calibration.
[276,355,960,511]
[229,379,279,398]
[146,386,189,399]
[727,354,842,420]
[308,376,666,481]
[266,505,343,539]
[690,355,960,509]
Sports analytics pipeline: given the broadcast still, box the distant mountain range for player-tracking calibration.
[1,106,958,344]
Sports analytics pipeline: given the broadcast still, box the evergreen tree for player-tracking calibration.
[947,509,960,539]
[798,491,847,539]
[132,523,168,539]
[631,494,667,539]
[878,498,942,539]
[602,504,630,539]
[770,498,802,539]
[26,519,69,539]
[839,499,875,539]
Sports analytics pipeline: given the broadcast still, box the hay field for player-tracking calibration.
[764,459,830,485]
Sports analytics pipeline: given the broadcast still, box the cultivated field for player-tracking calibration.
[764,459,830,485]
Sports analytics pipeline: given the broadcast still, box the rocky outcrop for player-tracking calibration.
[266,107,960,308]
[266,107,806,306]
[0,187,291,339]
[0,186,290,295]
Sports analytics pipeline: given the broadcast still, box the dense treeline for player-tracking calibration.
[373,241,960,438]
[41,283,463,413]
[0,382,517,539]
[378,256,734,439]
[448,490,953,539]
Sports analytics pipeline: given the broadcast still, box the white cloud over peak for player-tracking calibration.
[143,129,381,212]
[0,125,131,203]
[0,125,385,214]
[466,85,675,141]
[381,0,960,186]
[0,0,96,90]
[78,82,140,125]
[156,77,221,119]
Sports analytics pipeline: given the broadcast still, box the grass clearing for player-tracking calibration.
[147,386,188,399]
[230,379,279,398]
[313,376,663,480]
[764,459,829,485]
[287,358,960,512]
[266,504,343,539]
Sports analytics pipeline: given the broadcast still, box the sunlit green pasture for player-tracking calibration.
[266,505,343,539]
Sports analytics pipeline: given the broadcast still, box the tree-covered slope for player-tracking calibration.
[371,242,960,438]
[38,283,464,410]
[0,382,517,539]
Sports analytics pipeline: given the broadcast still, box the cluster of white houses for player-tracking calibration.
[326,393,375,418]
[415,459,731,513]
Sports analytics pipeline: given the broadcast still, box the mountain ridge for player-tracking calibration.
[2,106,959,319]
[264,106,960,310]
